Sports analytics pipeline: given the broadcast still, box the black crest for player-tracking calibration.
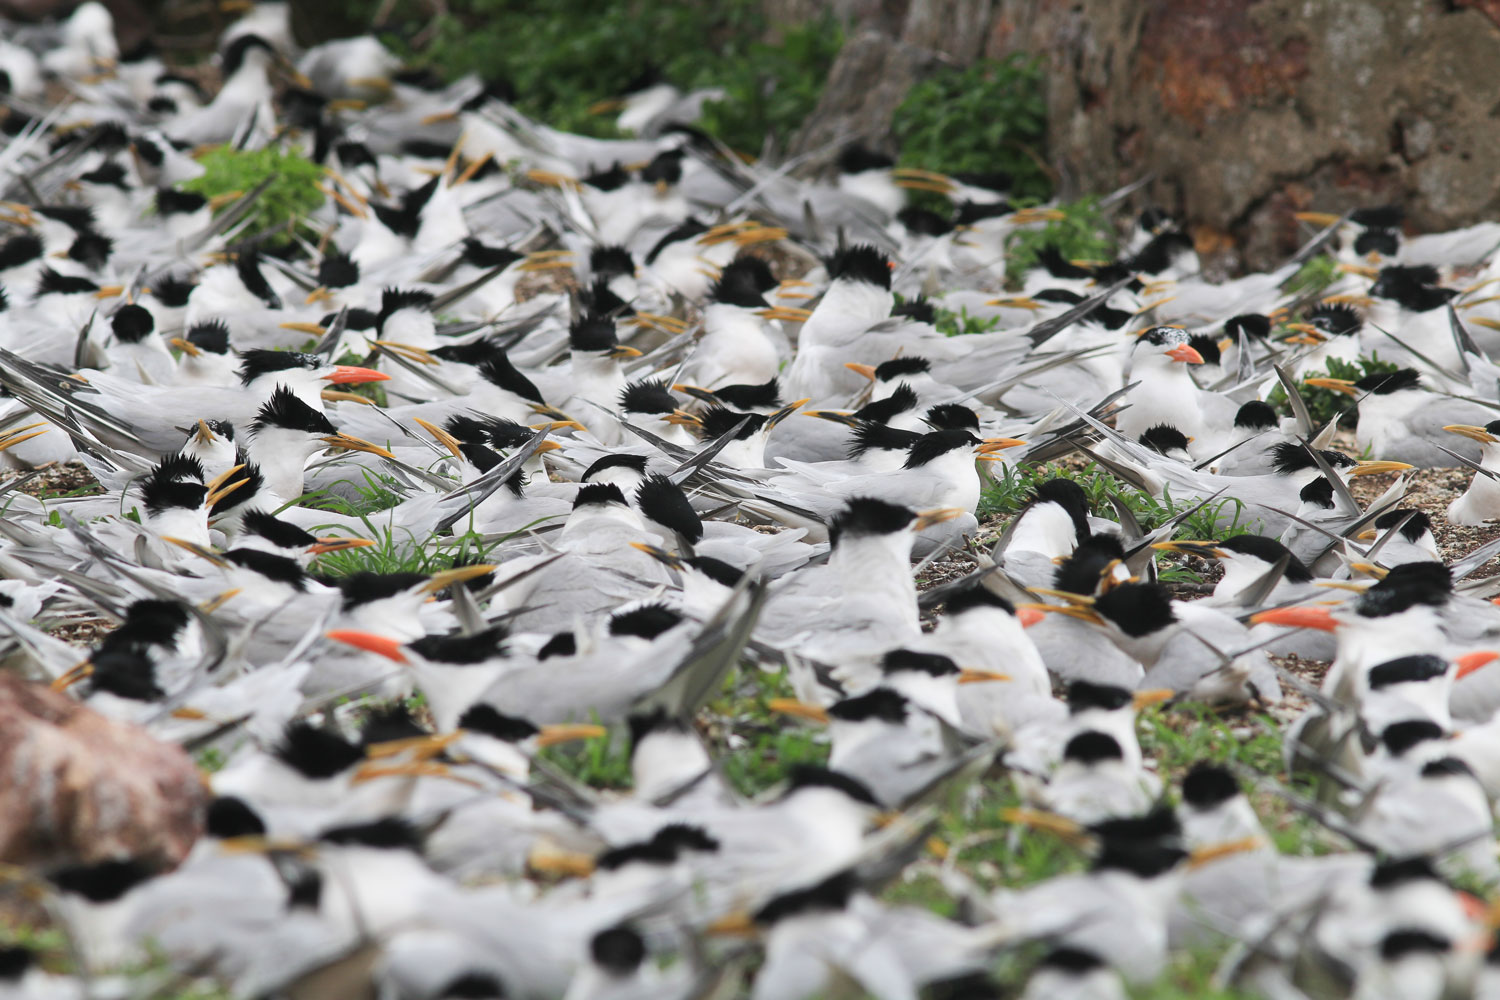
[827,496,914,545]
[251,386,337,436]
[635,473,703,542]
[825,244,892,290]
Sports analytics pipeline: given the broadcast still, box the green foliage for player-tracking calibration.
[934,305,1001,337]
[978,461,1246,542]
[409,0,837,153]
[706,666,831,795]
[1005,196,1116,283]
[1267,354,1401,427]
[722,726,830,797]
[180,145,325,247]
[1138,707,1284,778]
[1284,255,1339,297]
[934,778,1085,891]
[691,19,844,156]
[892,55,1051,201]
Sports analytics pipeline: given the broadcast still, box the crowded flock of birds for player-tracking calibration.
[14,4,1500,998]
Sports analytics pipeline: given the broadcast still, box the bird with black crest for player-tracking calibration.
[920,583,1055,737]
[994,478,1096,588]
[1304,366,1498,466]
[1444,418,1500,525]
[756,496,957,663]
[1357,264,1466,383]
[546,312,643,446]
[165,34,285,147]
[1168,763,1372,954]
[492,481,672,633]
[171,319,237,386]
[750,424,1023,554]
[783,244,896,402]
[676,256,787,391]
[100,302,174,383]
[737,865,1002,1000]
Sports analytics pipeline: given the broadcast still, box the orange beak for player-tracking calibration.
[844,362,878,381]
[325,629,407,662]
[1016,606,1045,628]
[1249,606,1338,631]
[323,365,392,384]
[1456,651,1500,679]
[1166,343,1205,364]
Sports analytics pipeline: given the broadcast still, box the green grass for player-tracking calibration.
[295,470,406,520]
[706,666,831,795]
[978,461,1248,543]
[538,719,634,790]
[892,55,1051,201]
[307,525,498,577]
[179,144,325,247]
[1267,354,1401,428]
[36,482,103,501]
[537,667,831,796]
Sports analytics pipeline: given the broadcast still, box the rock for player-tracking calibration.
[1005,0,1500,270]
[787,0,1500,271]
[0,673,206,869]
[790,28,940,170]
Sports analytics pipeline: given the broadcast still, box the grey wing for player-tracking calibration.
[1451,659,1500,724]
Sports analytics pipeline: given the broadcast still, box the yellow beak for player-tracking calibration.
[1349,460,1414,477]
[413,417,463,458]
[913,507,965,531]
[420,564,498,593]
[321,433,397,460]
[1133,688,1175,710]
[0,422,49,452]
[1445,424,1499,445]
[535,723,609,747]
[1303,377,1358,395]
[766,697,831,723]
